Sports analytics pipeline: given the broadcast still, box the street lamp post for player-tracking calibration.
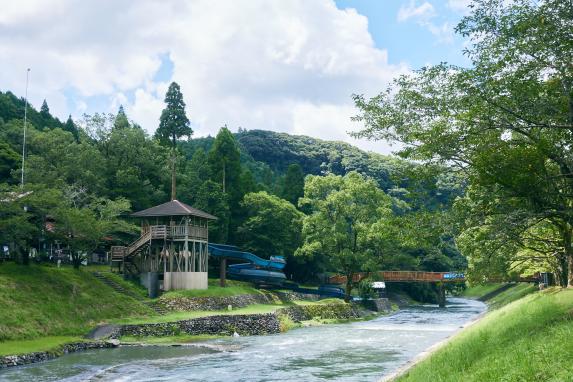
[21,68,30,189]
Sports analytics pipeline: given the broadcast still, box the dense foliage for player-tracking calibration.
[0,85,463,299]
[354,0,573,286]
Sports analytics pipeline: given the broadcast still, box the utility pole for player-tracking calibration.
[21,68,30,189]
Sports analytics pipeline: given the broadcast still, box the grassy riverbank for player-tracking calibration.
[0,263,356,356]
[396,287,573,381]
[0,263,154,342]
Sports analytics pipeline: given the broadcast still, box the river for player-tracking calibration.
[0,298,485,382]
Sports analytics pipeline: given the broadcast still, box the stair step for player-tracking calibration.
[91,271,164,315]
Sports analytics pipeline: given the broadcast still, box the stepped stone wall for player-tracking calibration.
[158,293,277,312]
[279,303,361,322]
[118,313,281,337]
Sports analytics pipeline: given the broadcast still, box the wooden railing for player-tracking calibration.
[328,271,466,284]
[111,225,208,260]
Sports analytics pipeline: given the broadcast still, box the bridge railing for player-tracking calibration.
[328,271,466,284]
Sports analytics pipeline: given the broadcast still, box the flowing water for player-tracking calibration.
[0,298,485,382]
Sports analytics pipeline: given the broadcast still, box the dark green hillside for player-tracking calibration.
[180,129,463,208]
[0,90,66,132]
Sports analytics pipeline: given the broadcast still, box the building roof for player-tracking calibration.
[131,199,217,220]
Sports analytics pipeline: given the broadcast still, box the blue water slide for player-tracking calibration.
[207,243,286,270]
[207,243,344,296]
[208,243,287,285]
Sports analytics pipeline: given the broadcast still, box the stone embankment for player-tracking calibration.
[282,303,361,322]
[157,291,322,312]
[0,341,117,369]
[158,293,277,312]
[118,313,281,337]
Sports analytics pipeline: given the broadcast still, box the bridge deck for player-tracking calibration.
[328,271,465,284]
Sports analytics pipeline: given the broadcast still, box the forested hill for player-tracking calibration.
[184,130,406,191]
[0,89,460,209]
[180,129,461,207]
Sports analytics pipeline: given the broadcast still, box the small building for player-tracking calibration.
[111,199,217,291]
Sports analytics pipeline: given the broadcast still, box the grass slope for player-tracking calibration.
[461,283,505,298]
[0,336,83,356]
[397,288,573,382]
[160,279,261,299]
[487,283,537,309]
[0,263,154,342]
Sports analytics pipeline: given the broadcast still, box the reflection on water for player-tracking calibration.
[0,298,485,382]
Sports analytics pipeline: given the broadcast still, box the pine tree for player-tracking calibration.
[208,126,243,240]
[63,115,80,141]
[154,82,192,200]
[155,82,191,146]
[40,99,50,116]
[39,99,51,130]
[114,105,129,130]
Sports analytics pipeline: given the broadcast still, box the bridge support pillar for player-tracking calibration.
[438,283,446,308]
[220,258,227,287]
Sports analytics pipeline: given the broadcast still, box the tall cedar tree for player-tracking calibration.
[39,100,51,130]
[63,115,80,141]
[114,105,129,130]
[154,82,191,200]
[281,163,305,205]
[208,127,242,240]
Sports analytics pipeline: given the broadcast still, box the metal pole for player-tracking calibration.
[21,68,30,188]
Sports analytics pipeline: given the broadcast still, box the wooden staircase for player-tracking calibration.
[111,230,152,275]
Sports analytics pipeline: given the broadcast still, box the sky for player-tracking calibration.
[0,0,472,154]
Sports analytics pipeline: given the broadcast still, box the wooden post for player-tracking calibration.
[438,283,446,308]
[220,258,226,287]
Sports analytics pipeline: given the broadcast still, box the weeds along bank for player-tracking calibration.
[394,286,573,382]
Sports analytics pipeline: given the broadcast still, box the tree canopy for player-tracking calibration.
[353,0,573,286]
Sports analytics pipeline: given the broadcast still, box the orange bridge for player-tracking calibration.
[328,271,466,284]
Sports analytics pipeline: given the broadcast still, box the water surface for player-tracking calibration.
[0,298,485,382]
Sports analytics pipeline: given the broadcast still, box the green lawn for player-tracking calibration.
[397,288,573,382]
[160,279,261,299]
[113,303,286,325]
[293,298,344,306]
[0,336,83,356]
[0,263,154,341]
[461,283,505,298]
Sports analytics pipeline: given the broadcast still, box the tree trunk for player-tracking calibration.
[565,226,573,288]
[555,255,567,287]
[72,252,81,269]
[222,162,226,193]
[171,149,177,201]
[220,258,227,287]
[18,246,29,266]
[345,272,353,303]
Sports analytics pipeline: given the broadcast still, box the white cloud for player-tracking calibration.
[397,1,436,22]
[447,0,472,14]
[0,0,408,153]
[397,1,454,44]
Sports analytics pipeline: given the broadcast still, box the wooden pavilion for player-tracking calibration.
[111,199,217,291]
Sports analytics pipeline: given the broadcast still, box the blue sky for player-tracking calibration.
[336,0,470,67]
[0,0,473,154]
